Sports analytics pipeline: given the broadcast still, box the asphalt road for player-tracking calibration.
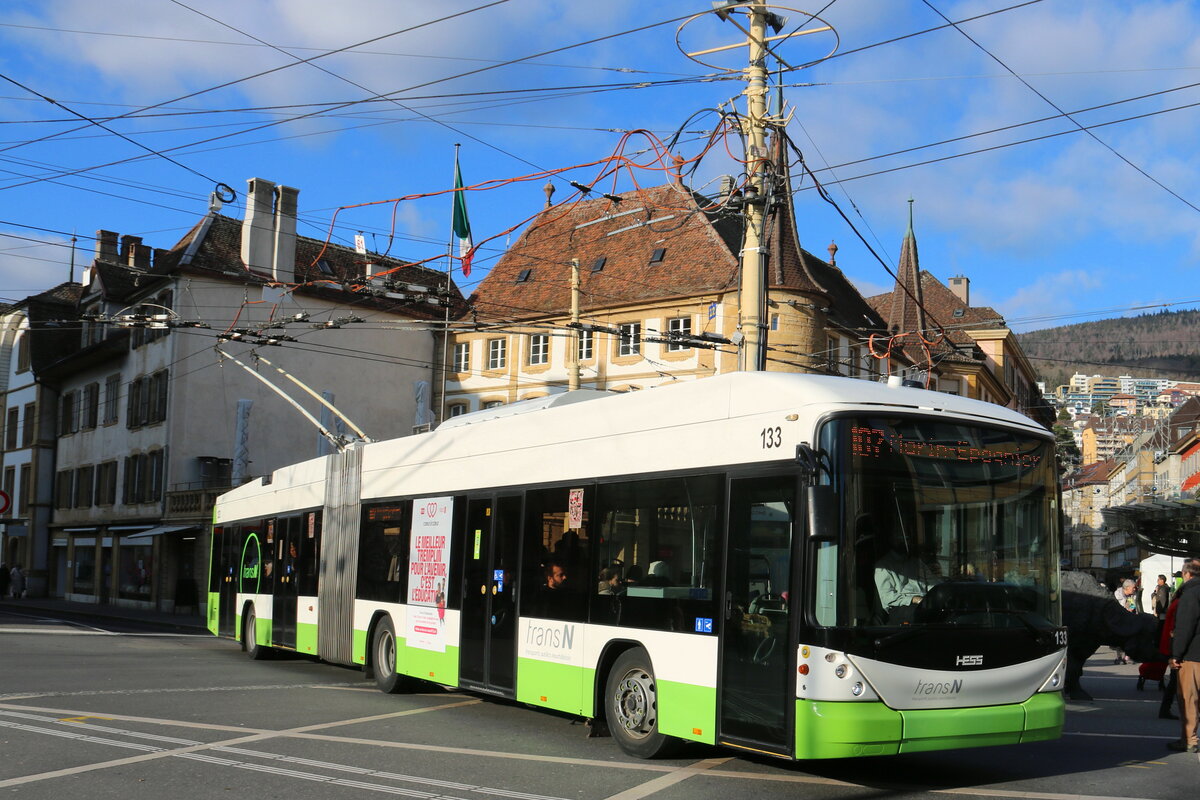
[0,605,1194,800]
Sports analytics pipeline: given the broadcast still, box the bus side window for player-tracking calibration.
[521,486,590,622]
[593,474,721,633]
[357,501,412,603]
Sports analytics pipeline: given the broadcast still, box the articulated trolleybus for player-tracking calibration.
[208,372,1065,760]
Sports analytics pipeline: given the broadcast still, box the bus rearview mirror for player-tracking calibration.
[807,485,837,542]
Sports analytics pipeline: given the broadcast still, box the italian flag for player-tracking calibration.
[452,155,474,277]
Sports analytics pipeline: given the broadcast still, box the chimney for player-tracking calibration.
[272,184,299,284]
[949,274,970,305]
[95,230,118,262]
[241,177,277,273]
[119,234,142,265]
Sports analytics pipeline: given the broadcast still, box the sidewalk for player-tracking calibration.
[0,595,207,633]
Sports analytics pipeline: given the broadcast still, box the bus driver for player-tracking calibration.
[874,525,941,624]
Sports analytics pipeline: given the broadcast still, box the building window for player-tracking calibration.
[770,314,779,331]
[667,317,692,352]
[5,407,18,449]
[487,338,507,370]
[103,373,120,425]
[147,450,165,503]
[16,333,30,373]
[826,336,840,372]
[151,370,168,423]
[96,461,117,506]
[55,469,73,510]
[82,383,100,430]
[75,465,95,508]
[453,342,470,373]
[483,400,504,409]
[59,391,79,436]
[447,403,467,418]
[578,329,593,361]
[18,463,30,515]
[3,467,14,507]
[528,334,549,366]
[618,322,641,357]
[22,403,34,446]
[127,378,143,428]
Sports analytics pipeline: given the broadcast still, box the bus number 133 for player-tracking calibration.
[760,426,783,449]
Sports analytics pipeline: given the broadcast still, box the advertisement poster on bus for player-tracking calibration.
[407,496,453,652]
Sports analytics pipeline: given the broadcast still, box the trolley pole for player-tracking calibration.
[568,258,581,390]
[738,3,771,371]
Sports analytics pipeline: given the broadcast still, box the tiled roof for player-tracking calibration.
[1067,459,1118,486]
[471,183,741,320]
[471,175,886,331]
[867,270,992,367]
[152,214,465,320]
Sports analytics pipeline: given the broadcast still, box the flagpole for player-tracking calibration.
[439,143,461,425]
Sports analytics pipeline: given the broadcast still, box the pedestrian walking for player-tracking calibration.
[9,563,24,599]
[1168,559,1200,752]
[1154,574,1171,620]
[1114,579,1137,663]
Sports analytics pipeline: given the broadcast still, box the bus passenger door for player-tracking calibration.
[459,495,520,696]
[214,526,239,636]
[718,475,796,756]
[273,517,300,650]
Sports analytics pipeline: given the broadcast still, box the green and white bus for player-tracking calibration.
[207,371,1065,760]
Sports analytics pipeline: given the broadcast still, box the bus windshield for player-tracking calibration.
[817,416,1059,630]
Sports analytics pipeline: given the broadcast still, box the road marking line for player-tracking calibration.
[0,699,484,789]
[599,757,731,800]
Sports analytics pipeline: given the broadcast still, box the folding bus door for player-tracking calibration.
[718,475,797,756]
[273,516,301,650]
[459,495,521,696]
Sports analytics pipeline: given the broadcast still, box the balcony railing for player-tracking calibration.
[164,486,228,520]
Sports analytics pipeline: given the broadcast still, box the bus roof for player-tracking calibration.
[215,372,1049,522]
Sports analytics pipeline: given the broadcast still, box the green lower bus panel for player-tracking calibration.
[400,643,460,687]
[207,592,219,635]
[657,680,716,744]
[352,628,369,664]
[296,622,318,655]
[257,616,272,648]
[515,658,591,715]
[795,693,1065,759]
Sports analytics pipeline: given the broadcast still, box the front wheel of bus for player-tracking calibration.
[606,648,680,759]
[244,607,269,660]
[373,617,403,693]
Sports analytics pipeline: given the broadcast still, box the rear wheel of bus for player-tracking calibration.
[372,617,404,693]
[243,606,269,660]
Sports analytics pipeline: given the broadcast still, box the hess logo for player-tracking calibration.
[956,654,984,667]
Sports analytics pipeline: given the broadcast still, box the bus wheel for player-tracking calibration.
[373,617,403,693]
[605,648,680,758]
[244,607,269,660]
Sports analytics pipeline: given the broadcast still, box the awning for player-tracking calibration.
[1102,498,1200,557]
[123,524,198,541]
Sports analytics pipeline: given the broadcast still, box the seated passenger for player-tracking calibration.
[597,566,623,595]
[874,527,941,624]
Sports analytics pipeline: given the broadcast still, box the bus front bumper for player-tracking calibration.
[794,691,1064,759]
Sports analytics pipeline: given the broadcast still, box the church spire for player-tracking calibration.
[888,197,926,335]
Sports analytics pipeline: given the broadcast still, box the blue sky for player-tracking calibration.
[2,0,1200,335]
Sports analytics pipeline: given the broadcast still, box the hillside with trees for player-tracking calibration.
[1016,309,1200,390]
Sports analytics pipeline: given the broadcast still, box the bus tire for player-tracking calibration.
[244,607,270,660]
[605,648,680,759]
[372,617,403,693]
